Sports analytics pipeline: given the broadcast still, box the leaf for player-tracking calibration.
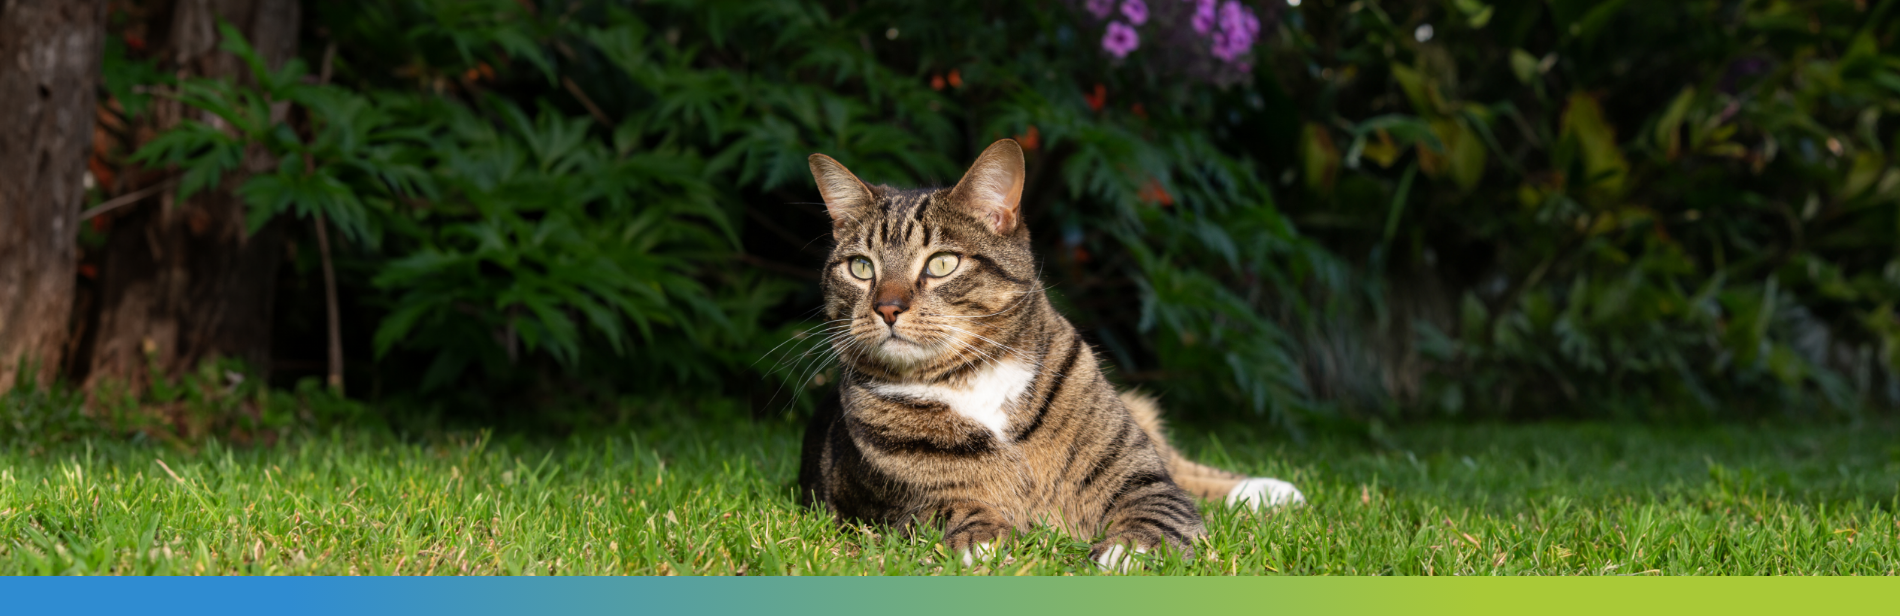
[1390,64,1433,116]
[1453,0,1495,28]
[101,37,166,117]
[1564,0,1632,43]
[1509,49,1540,85]
[1301,123,1339,192]
[373,301,435,359]
[1843,152,1885,199]
[1559,93,1629,203]
[215,21,271,85]
[1359,130,1401,169]
[1446,120,1488,191]
[1352,114,1444,152]
[1654,87,1695,160]
[1417,118,1486,191]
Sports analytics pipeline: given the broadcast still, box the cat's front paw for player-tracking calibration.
[942,507,1010,567]
[1089,542,1150,573]
[958,540,1000,567]
[1226,477,1305,509]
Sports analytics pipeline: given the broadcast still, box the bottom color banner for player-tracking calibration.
[4,577,1895,616]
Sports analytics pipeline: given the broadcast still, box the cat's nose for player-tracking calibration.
[876,301,908,325]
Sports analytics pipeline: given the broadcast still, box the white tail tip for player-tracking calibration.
[1226,477,1306,509]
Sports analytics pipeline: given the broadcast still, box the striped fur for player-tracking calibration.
[796,140,1300,569]
[1119,390,1248,501]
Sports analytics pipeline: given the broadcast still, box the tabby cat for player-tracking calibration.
[795,139,1303,570]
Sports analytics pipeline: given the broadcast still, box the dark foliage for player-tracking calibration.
[96,0,1900,430]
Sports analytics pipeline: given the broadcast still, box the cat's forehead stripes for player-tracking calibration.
[858,188,945,252]
[881,190,934,221]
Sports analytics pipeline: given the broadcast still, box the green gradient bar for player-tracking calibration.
[808,578,1888,615]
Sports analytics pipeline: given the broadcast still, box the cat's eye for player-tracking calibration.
[848,257,875,280]
[925,253,961,278]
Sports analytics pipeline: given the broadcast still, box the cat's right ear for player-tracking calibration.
[808,154,875,234]
[947,139,1026,236]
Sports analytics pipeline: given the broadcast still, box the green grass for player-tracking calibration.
[3,408,1899,575]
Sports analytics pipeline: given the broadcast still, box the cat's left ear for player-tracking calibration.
[809,153,876,233]
[948,139,1026,236]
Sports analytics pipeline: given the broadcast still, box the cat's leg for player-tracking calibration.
[1088,479,1203,572]
[1173,461,1305,509]
[940,500,1012,567]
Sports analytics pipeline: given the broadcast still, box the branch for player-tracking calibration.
[80,179,177,220]
[315,41,345,394]
[563,77,614,127]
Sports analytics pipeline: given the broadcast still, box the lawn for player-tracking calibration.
[3,407,1898,575]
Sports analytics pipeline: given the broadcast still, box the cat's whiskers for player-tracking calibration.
[818,324,875,359]
[764,327,853,393]
[913,333,998,385]
[751,319,853,369]
[758,328,861,415]
[821,325,887,386]
[775,328,861,393]
[845,322,935,374]
[791,331,862,392]
[937,323,1042,370]
[765,324,855,377]
[839,335,876,379]
[935,331,1004,373]
[940,350,993,383]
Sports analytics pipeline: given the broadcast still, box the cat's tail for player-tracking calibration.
[1119,389,1305,509]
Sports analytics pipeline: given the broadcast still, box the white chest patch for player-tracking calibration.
[871,360,1035,442]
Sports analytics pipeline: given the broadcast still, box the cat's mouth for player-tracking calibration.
[871,329,944,368]
[879,332,926,351]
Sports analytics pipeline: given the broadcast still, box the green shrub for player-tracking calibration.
[1265,0,1900,419]
[118,0,1900,428]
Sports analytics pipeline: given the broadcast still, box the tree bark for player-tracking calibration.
[0,0,103,392]
[81,0,299,389]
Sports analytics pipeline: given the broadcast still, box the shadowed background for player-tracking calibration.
[3,0,1899,438]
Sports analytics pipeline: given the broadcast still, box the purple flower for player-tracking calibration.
[1212,35,1248,61]
[1189,0,1216,33]
[1218,1,1259,37]
[1086,0,1115,18]
[1102,21,1140,58]
[1210,31,1232,61]
[1209,1,1259,63]
[1120,0,1149,25]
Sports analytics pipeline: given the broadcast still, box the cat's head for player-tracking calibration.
[808,139,1040,379]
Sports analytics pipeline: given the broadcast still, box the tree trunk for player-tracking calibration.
[81,0,299,389]
[0,0,103,392]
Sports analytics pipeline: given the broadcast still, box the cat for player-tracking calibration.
[795,139,1303,570]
